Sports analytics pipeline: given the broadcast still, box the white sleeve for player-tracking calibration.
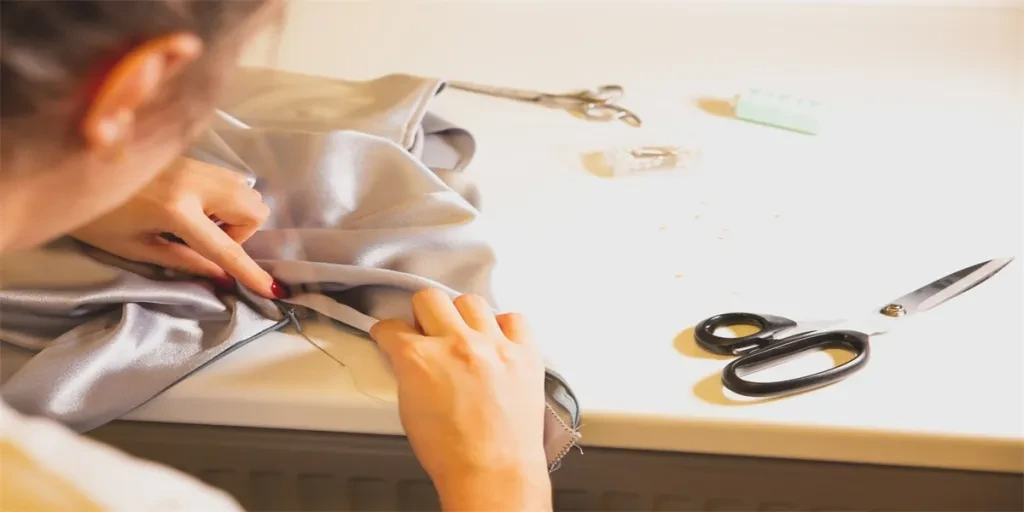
[0,399,243,512]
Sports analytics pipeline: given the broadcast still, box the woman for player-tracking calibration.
[0,1,552,510]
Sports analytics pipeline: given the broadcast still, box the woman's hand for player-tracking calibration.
[370,289,552,512]
[71,157,284,298]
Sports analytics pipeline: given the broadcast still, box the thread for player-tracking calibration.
[286,312,392,406]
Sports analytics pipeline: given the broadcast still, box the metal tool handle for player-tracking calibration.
[577,102,643,127]
[694,312,799,355]
[447,81,542,102]
[722,330,870,398]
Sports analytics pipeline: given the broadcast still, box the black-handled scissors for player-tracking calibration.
[695,257,1014,398]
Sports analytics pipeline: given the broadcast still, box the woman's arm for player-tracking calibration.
[371,289,554,512]
[435,466,553,512]
[0,400,243,512]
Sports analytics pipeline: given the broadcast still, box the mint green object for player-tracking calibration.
[733,89,822,135]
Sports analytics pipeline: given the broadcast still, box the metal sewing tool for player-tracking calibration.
[694,257,1014,398]
[448,80,642,127]
[602,145,702,176]
[281,307,347,368]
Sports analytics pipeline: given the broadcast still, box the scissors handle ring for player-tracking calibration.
[722,330,871,398]
[694,312,798,355]
[583,85,625,103]
[577,102,643,127]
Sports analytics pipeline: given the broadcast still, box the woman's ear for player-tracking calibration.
[80,33,204,153]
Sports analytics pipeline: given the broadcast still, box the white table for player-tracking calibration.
[120,0,1022,484]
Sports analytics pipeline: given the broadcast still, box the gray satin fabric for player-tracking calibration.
[0,68,580,469]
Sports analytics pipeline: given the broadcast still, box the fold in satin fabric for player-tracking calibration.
[0,68,581,470]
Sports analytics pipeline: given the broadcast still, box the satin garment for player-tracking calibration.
[0,68,581,470]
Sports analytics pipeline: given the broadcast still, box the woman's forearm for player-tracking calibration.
[435,465,553,512]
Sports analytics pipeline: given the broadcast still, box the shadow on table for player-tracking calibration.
[673,326,845,406]
[673,326,733,361]
[579,151,615,178]
[691,372,800,406]
[193,326,397,404]
[695,96,734,118]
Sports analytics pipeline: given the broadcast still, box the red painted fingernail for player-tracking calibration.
[211,276,234,291]
[270,280,290,299]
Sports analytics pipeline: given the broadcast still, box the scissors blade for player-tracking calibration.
[447,81,544,102]
[880,257,1014,317]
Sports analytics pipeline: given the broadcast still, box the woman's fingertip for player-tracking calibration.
[369,321,385,339]
[496,312,529,340]
[177,34,204,54]
[370,322,397,345]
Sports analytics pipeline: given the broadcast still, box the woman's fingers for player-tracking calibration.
[370,319,421,357]
[67,157,283,296]
[172,210,277,297]
[211,187,269,246]
[411,288,465,336]
[119,238,226,279]
[496,312,531,343]
[453,294,501,333]
[410,290,506,336]
[188,168,275,294]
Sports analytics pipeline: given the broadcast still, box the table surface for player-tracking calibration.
[124,2,1024,473]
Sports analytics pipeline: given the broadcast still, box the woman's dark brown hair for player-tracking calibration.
[0,0,279,169]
